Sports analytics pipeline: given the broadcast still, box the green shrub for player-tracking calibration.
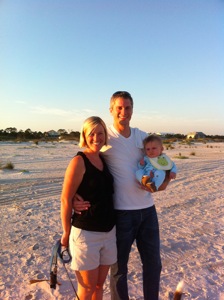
[165,143,175,150]
[174,153,189,159]
[3,162,14,169]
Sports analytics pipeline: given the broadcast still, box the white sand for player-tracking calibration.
[0,140,224,300]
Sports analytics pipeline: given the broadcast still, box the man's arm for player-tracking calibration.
[139,171,170,192]
[72,193,91,214]
[158,171,171,191]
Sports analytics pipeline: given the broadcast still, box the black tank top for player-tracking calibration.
[72,151,115,232]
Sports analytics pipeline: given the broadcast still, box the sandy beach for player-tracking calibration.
[0,140,224,300]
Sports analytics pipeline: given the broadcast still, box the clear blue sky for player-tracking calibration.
[1,0,223,135]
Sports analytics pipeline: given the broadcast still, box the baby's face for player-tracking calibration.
[145,141,163,158]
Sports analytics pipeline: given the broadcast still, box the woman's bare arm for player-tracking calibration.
[60,156,85,247]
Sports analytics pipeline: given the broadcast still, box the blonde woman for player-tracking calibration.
[61,116,116,300]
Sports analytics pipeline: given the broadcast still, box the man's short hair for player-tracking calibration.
[110,91,134,109]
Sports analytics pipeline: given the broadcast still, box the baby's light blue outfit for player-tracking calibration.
[136,154,177,190]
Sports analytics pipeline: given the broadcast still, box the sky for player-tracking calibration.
[1,0,223,135]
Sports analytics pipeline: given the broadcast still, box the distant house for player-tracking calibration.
[155,132,175,137]
[46,130,60,138]
[186,132,206,139]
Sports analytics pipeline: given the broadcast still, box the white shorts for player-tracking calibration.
[69,226,117,271]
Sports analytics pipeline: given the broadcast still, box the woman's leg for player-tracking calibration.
[92,265,110,300]
[75,265,110,300]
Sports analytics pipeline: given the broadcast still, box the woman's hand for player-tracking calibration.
[61,232,70,248]
[72,193,91,214]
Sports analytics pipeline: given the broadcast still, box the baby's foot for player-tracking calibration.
[145,181,157,192]
[141,176,150,186]
[141,176,157,192]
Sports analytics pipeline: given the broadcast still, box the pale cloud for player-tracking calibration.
[31,106,71,116]
[30,106,95,117]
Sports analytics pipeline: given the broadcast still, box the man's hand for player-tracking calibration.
[72,193,91,214]
[169,171,176,180]
[139,171,171,193]
[138,181,155,193]
[158,171,171,191]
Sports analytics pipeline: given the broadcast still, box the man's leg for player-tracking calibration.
[136,206,162,300]
[110,210,136,300]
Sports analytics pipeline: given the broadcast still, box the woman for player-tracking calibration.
[61,116,116,300]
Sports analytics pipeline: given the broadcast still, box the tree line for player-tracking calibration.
[0,127,80,141]
[0,127,223,142]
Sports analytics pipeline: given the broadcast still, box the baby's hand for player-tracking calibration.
[169,172,176,180]
[140,159,145,166]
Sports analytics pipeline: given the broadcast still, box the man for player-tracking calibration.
[74,91,169,299]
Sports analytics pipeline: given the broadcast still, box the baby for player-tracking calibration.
[136,135,177,192]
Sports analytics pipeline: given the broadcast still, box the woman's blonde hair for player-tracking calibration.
[79,116,108,148]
